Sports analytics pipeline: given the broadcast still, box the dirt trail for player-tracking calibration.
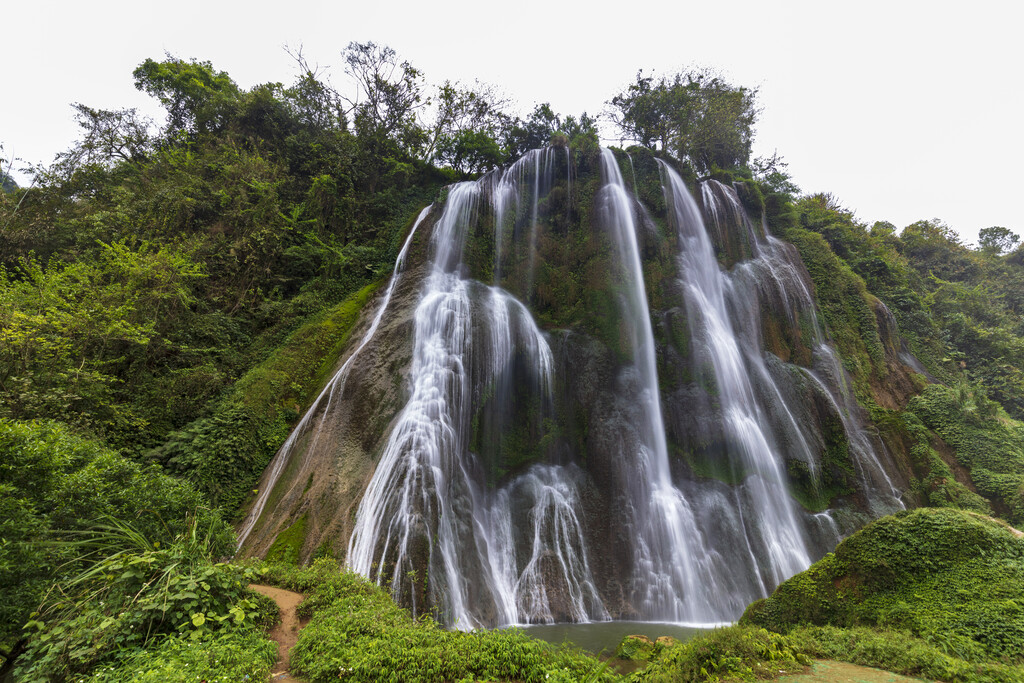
[249,583,307,681]
[778,660,923,683]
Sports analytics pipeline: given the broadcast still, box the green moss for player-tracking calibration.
[152,281,381,516]
[785,227,886,400]
[265,512,309,565]
[614,634,658,661]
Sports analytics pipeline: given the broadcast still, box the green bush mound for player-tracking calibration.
[741,508,1024,662]
[258,559,617,683]
[629,626,809,682]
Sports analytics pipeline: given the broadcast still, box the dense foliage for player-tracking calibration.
[609,69,758,174]
[10,515,276,682]
[741,508,1024,663]
[629,626,809,682]
[256,559,618,683]
[0,419,232,649]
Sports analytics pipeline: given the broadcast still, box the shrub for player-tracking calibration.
[14,518,267,681]
[629,625,809,682]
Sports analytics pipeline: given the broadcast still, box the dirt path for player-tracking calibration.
[778,660,924,683]
[249,584,307,681]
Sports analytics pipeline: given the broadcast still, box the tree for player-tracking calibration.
[427,80,510,173]
[51,104,152,175]
[978,226,1020,255]
[1,145,17,193]
[609,68,759,173]
[133,56,240,138]
[503,103,562,159]
[752,151,798,195]
[283,46,347,133]
[341,42,427,157]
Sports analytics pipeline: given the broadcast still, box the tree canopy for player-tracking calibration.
[609,68,759,173]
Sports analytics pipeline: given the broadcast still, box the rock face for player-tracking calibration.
[238,147,919,628]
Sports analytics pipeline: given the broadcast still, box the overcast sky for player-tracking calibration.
[3,0,1020,245]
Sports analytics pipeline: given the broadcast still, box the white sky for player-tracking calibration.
[3,0,1021,245]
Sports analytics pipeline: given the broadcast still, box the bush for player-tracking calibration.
[78,627,277,682]
[0,419,233,647]
[789,626,1024,683]
[630,625,809,682]
[14,519,266,681]
[257,559,617,683]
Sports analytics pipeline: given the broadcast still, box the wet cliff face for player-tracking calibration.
[238,146,917,628]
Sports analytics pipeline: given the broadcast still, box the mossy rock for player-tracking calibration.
[615,634,658,661]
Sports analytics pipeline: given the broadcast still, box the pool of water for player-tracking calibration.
[519,621,716,655]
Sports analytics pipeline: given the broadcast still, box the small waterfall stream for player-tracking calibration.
[236,205,431,549]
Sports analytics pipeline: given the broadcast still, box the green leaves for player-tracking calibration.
[609,69,759,173]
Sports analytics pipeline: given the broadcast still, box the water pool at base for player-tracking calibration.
[519,621,719,655]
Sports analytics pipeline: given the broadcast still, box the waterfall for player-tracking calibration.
[702,181,904,514]
[236,205,431,550]
[660,162,812,588]
[247,146,907,629]
[348,160,604,628]
[598,149,731,622]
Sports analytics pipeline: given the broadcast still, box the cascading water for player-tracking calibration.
[348,160,605,628]
[245,145,909,629]
[700,180,904,515]
[597,149,732,622]
[660,163,813,588]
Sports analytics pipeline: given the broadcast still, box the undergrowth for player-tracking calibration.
[629,626,809,682]
[257,558,617,683]
[789,626,1024,683]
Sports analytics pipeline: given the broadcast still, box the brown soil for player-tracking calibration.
[249,583,307,681]
[779,660,924,683]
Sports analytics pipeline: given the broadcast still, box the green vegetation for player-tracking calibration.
[742,508,1024,668]
[788,626,1024,683]
[149,280,381,513]
[901,384,1024,523]
[630,626,809,682]
[257,559,618,683]
[0,419,232,649]
[609,68,758,174]
[79,628,277,682]
[11,516,275,681]
[265,512,310,565]
[4,42,1024,683]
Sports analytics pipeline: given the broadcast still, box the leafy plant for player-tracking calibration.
[14,516,265,681]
